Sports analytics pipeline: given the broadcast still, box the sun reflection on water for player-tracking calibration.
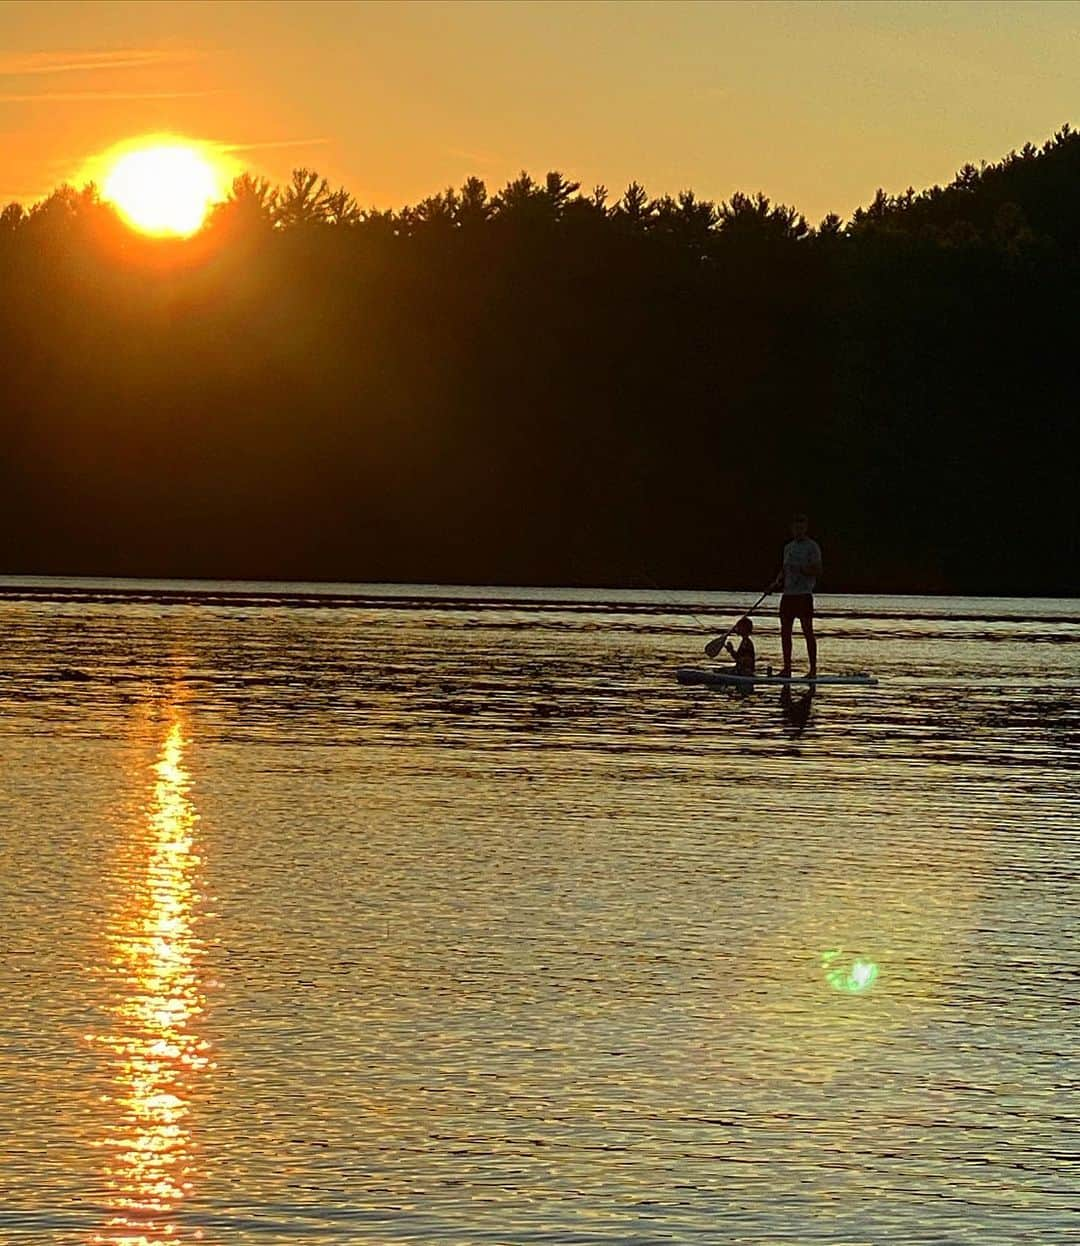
[88,718,209,1244]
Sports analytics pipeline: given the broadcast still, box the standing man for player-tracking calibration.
[771,513,822,678]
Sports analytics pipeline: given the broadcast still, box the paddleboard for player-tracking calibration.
[677,667,878,688]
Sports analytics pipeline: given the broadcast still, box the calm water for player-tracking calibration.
[1,579,1077,1245]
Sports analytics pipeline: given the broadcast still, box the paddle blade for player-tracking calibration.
[704,635,725,658]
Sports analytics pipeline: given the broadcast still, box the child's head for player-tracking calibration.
[734,616,753,637]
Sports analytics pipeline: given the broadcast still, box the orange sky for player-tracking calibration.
[2,0,1077,223]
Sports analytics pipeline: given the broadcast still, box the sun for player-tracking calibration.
[98,139,230,237]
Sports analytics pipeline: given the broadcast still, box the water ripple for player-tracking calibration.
[0,584,1076,1243]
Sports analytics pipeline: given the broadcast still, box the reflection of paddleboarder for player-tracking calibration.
[770,513,822,678]
[780,685,814,736]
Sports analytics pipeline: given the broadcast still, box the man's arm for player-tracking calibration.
[769,542,790,591]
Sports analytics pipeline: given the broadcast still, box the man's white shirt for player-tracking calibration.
[782,538,822,594]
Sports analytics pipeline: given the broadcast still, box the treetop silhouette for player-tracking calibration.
[0,125,1075,592]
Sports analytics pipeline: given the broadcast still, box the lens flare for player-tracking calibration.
[821,948,880,994]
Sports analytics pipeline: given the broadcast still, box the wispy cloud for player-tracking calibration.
[0,89,222,104]
[0,48,194,77]
[218,137,331,154]
[0,44,213,105]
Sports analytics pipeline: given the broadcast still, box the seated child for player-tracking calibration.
[724,617,755,675]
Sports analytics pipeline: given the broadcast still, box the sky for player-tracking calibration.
[1,0,1077,223]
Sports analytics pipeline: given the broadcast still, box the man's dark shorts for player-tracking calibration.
[780,593,814,627]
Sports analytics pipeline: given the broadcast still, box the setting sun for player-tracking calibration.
[99,141,228,237]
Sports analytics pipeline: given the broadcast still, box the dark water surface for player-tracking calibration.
[1,580,1077,1244]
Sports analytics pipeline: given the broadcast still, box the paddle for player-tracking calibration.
[703,585,774,658]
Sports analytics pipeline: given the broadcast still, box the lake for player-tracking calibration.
[1,579,1076,1244]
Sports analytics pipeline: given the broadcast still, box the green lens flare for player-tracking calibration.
[821,949,879,993]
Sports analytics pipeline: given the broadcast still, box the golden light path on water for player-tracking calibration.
[87,717,209,1245]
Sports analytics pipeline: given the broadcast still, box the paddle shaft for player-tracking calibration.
[704,586,773,657]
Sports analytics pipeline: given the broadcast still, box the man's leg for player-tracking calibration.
[802,604,817,675]
[780,606,793,675]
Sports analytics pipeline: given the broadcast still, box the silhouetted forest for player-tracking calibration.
[2,126,1077,593]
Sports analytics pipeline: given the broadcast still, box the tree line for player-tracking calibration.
[1,126,1076,593]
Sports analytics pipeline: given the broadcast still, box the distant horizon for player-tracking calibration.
[5,121,1078,235]
[0,573,1076,606]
